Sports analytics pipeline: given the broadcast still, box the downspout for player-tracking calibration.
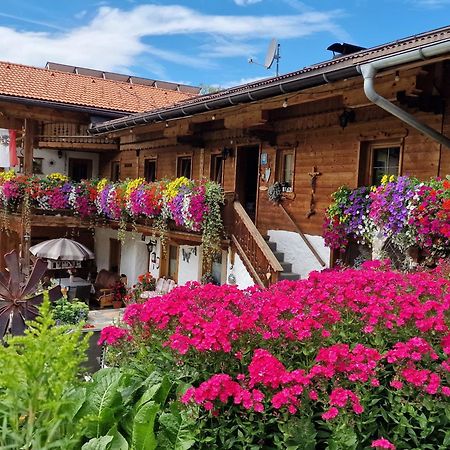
[358,40,450,148]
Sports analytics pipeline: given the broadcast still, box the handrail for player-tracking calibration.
[233,201,283,273]
[231,235,265,287]
[278,203,326,267]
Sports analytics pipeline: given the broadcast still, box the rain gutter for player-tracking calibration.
[358,40,450,148]
[89,66,360,134]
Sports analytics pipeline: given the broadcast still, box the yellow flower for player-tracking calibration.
[97,178,108,192]
[165,177,191,199]
[371,186,377,192]
[0,169,16,181]
[47,172,68,182]
[125,177,145,197]
[389,175,395,182]
[380,174,388,185]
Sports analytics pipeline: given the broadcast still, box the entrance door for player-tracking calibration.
[109,238,121,274]
[69,158,93,182]
[235,145,260,221]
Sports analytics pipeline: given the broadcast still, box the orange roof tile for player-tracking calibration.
[0,61,197,113]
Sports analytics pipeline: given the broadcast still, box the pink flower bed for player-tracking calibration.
[101,261,450,447]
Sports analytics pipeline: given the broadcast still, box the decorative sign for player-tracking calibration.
[260,153,268,165]
[47,260,82,270]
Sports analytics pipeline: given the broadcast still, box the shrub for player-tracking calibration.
[103,262,450,449]
[53,297,89,325]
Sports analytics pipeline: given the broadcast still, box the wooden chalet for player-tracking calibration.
[0,61,199,283]
[87,25,450,287]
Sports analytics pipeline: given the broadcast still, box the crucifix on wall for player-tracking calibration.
[307,166,321,218]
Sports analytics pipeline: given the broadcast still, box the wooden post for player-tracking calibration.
[21,119,36,273]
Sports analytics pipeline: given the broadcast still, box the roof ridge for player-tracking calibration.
[0,59,190,94]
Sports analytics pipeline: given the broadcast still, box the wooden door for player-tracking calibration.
[235,145,260,222]
[109,238,121,274]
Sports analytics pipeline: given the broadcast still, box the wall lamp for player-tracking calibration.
[339,109,355,129]
[57,150,63,159]
[221,147,233,160]
[146,239,157,254]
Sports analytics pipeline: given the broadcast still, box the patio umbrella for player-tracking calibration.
[29,238,95,261]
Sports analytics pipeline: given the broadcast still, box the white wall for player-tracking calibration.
[177,245,201,285]
[33,148,99,178]
[94,228,149,286]
[268,230,330,279]
[226,252,255,289]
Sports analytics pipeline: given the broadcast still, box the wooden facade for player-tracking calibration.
[100,61,449,265]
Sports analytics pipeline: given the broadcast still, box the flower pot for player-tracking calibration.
[112,300,123,309]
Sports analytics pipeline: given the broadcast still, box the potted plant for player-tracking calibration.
[112,280,126,308]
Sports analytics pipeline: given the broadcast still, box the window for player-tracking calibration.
[358,143,402,186]
[144,159,157,182]
[111,161,120,182]
[18,157,43,174]
[177,156,192,179]
[371,146,400,185]
[68,158,93,182]
[277,149,294,191]
[168,245,179,282]
[210,154,223,184]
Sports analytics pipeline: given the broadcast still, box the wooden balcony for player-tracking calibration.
[38,123,118,151]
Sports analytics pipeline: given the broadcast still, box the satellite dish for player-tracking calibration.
[265,38,278,69]
[248,38,281,76]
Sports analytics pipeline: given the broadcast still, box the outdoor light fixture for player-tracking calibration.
[221,147,232,160]
[57,150,63,159]
[339,109,355,129]
[146,239,157,254]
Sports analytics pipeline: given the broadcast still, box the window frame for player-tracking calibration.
[210,152,224,184]
[277,147,295,192]
[143,158,157,183]
[111,160,120,182]
[361,141,403,186]
[176,155,193,179]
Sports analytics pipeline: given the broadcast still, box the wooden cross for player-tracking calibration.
[307,166,321,218]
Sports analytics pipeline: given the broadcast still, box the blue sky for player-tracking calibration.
[0,0,449,88]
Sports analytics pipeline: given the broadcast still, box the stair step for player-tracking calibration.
[280,261,292,272]
[272,251,285,263]
[267,241,277,252]
[279,272,301,281]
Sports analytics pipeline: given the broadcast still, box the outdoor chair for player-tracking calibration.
[99,292,115,309]
[93,269,119,300]
[140,277,177,299]
[74,284,92,305]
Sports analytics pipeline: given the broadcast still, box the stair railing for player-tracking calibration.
[228,199,283,287]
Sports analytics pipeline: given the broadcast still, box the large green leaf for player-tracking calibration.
[130,401,159,450]
[77,368,125,438]
[279,416,317,450]
[157,404,196,450]
[81,435,113,450]
[107,425,129,450]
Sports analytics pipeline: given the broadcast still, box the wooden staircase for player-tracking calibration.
[265,237,301,281]
[224,196,283,287]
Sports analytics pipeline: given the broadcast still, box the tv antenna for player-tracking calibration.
[248,38,280,76]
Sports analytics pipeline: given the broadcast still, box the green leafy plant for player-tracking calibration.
[0,293,89,449]
[53,297,89,325]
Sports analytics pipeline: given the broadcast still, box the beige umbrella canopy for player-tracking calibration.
[29,238,94,261]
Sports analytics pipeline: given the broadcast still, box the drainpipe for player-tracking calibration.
[358,40,450,148]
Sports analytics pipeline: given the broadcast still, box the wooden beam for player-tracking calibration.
[23,118,36,175]
[0,100,89,123]
[0,116,23,130]
[38,141,118,151]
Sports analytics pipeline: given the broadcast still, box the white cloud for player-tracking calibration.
[0,4,346,76]
[74,10,87,20]
[234,0,263,5]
